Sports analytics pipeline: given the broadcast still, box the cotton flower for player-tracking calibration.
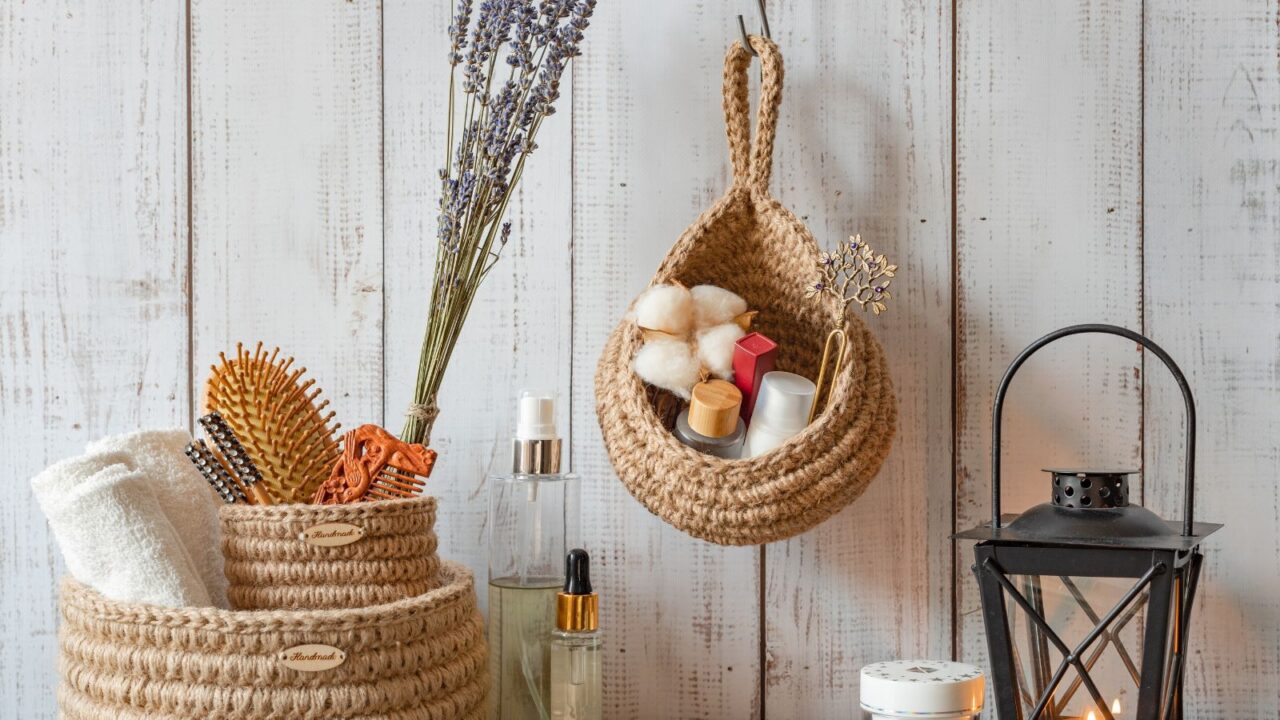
[690,285,747,328]
[632,284,694,336]
[628,282,755,397]
[695,323,746,380]
[633,339,702,399]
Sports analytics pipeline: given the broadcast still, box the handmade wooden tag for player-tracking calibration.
[299,522,365,547]
[278,644,347,672]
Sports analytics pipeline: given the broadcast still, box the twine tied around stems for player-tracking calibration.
[400,401,442,447]
[405,402,440,425]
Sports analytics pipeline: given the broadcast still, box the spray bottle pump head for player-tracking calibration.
[511,390,562,474]
[516,391,557,441]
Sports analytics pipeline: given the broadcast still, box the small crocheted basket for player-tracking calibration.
[57,560,487,720]
[594,37,897,546]
[220,496,441,611]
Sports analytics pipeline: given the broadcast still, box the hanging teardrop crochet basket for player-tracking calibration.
[595,37,897,546]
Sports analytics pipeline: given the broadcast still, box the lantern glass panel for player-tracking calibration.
[1002,573,1163,719]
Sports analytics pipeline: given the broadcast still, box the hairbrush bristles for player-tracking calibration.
[204,342,341,503]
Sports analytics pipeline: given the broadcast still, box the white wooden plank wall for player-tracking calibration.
[2,1,1278,717]
[0,0,188,709]
[1143,0,1280,714]
[190,0,384,435]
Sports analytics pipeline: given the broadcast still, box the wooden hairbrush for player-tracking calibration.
[311,424,437,504]
[204,342,341,503]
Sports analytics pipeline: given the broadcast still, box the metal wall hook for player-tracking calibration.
[737,0,771,56]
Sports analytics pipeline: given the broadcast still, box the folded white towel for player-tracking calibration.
[32,451,212,608]
[85,429,228,608]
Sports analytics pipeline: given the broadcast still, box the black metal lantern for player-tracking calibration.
[956,325,1221,720]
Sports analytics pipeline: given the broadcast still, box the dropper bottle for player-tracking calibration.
[550,549,601,720]
[488,391,580,719]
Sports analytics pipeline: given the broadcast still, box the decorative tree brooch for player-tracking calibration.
[808,234,897,317]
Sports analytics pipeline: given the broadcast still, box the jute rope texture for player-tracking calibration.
[594,37,897,546]
[220,496,443,611]
[58,560,487,719]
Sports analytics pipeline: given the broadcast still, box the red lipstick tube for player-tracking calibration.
[732,332,778,423]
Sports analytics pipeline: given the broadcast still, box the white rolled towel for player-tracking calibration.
[32,451,212,608]
[87,430,228,608]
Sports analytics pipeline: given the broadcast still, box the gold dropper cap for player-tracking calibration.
[557,548,599,632]
[687,379,742,438]
[556,592,599,632]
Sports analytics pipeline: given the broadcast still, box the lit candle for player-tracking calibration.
[1083,699,1123,720]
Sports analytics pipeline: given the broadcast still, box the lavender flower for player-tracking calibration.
[507,3,538,70]
[463,0,516,93]
[403,0,597,447]
[448,0,473,65]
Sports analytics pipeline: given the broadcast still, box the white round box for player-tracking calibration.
[860,660,985,719]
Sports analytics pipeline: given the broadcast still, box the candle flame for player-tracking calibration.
[1112,698,1123,713]
[1086,712,1098,720]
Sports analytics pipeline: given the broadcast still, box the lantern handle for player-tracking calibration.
[991,324,1197,537]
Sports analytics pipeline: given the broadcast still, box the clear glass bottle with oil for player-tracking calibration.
[550,549,601,720]
[489,391,580,720]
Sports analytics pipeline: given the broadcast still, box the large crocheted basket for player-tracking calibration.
[594,37,897,546]
[221,496,441,610]
[57,561,487,720]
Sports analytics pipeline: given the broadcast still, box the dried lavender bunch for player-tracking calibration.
[807,234,898,316]
[403,0,597,446]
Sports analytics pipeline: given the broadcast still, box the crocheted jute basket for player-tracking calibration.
[595,37,897,546]
[220,496,442,611]
[57,561,487,720]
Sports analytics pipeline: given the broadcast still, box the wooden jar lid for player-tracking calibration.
[687,380,742,438]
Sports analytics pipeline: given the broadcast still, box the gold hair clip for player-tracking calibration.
[809,328,847,422]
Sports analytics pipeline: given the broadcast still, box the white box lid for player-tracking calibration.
[860,660,985,717]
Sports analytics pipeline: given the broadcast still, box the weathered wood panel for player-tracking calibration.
[5,1,1280,717]
[762,0,954,715]
[954,0,1145,693]
[0,0,188,714]
[189,0,383,428]
[382,0,574,601]
[1144,0,1280,711]
[570,2,762,716]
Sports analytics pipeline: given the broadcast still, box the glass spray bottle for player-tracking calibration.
[550,549,601,720]
[489,392,580,719]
